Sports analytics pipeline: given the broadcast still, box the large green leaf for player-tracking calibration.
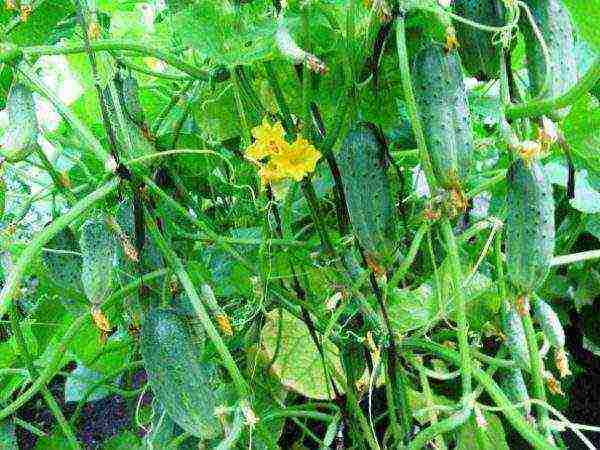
[562,0,600,53]
[261,309,343,400]
[563,96,600,176]
[172,0,277,67]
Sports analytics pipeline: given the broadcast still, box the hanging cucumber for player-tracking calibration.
[453,0,506,80]
[141,308,224,439]
[533,297,564,348]
[338,122,395,268]
[411,39,474,192]
[501,301,531,371]
[505,158,555,294]
[1,83,38,163]
[520,0,578,119]
[499,368,531,416]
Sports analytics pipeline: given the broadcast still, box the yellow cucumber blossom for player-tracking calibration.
[245,118,321,188]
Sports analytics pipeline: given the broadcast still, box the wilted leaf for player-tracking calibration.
[261,309,343,400]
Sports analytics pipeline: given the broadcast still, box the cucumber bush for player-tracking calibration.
[0,1,598,449]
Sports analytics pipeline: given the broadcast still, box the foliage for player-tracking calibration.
[0,0,599,449]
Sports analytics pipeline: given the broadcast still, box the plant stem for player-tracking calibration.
[406,407,472,450]
[388,222,428,290]
[145,211,250,398]
[402,339,557,450]
[507,57,600,119]
[466,171,507,199]
[0,314,89,421]
[521,302,551,441]
[9,306,81,449]
[395,16,437,191]
[440,219,472,397]
[0,178,118,320]
[551,249,600,267]
[23,39,218,81]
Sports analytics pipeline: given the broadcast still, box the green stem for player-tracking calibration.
[440,219,472,396]
[388,222,428,290]
[406,407,472,450]
[0,314,89,421]
[466,171,507,199]
[9,306,80,449]
[402,339,557,450]
[551,249,600,267]
[151,80,194,135]
[0,178,118,319]
[111,53,190,81]
[418,3,520,33]
[419,368,447,450]
[146,212,250,398]
[23,39,218,81]
[521,303,551,441]
[507,57,600,119]
[17,65,109,165]
[263,61,295,134]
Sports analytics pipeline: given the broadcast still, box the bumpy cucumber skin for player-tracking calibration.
[119,73,145,126]
[338,123,394,266]
[521,0,577,119]
[411,41,474,190]
[1,83,38,163]
[141,308,222,439]
[506,158,555,294]
[533,298,564,348]
[502,302,531,371]
[454,0,504,80]
[500,368,531,416]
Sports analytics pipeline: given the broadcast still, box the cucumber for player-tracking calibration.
[501,301,531,371]
[1,83,38,163]
[141,308,223,439]
[117,71,145,127]
[520,0,577,119]
[499,368,531,416]
[533,297,564,348]
[0,175,5,218]
[506,158,555,294]
[453,0,505,80]
[411,39,474,191]
[79,218,117,304]
[338,122,394,267]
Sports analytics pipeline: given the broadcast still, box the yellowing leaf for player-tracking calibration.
[260,309,343,400]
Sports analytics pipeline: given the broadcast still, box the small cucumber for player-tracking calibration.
[1,83,38,163]
[411,39,474,191]
[506,158,555,294]
[501,301,531,371]
[533,297,564,348]
[79,218,117,304]
[141,308,223,439]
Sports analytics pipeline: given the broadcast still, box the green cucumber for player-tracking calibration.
[79,218,117,304]
[520,0,578,119]
[411,40,474,191]
[533,297,564,348]
[0,175,5,218]
[506,158,555,294]
[499,368,531,416]
[141,308,223,439]
[118,71,145,127]
[501,301,531,371]
[338,122,394,267]
[453,0,505,80]
[1,83,38,163]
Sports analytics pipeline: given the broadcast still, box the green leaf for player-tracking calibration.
[34,433,72,450]
[172,1,277,67]
[0,419,17,450]
[585,214,600,241]
[261,309,344,400]
[563,96,600,176]
[102,431,143,450]
[68,324,130,375]
[562,0,600,53]
[456,412,509,450]
[80,217,117,304]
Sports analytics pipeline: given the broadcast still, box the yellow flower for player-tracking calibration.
[258,160,286,187]
[245,118,288,161]
[272,136,321,181]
